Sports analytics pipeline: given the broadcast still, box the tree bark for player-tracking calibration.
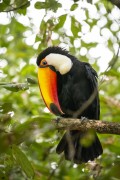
[52,118,120,135]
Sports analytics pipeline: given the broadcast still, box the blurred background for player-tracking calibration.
[0,0,120,179]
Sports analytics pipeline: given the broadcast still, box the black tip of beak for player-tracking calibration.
[50,103,62,116]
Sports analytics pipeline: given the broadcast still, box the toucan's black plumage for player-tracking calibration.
[37,46,103,164]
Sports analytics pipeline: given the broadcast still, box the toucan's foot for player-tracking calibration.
[81,116,88,124]
[56,118,61,133]
[56,117,61,124]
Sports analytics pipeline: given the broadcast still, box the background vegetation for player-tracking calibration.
[0,0,120,179]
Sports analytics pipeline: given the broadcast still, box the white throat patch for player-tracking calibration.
[46,53,73,75]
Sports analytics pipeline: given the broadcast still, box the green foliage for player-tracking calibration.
[71,16,81,37]
[54,14,67,31]
[12,144,34,178]
[0,0,120,179]
[34,0,62,12]
[70,3,78,11]
[0,0,30,13]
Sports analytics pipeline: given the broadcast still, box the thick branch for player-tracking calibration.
[53,118,120,135]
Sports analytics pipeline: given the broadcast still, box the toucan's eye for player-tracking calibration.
[40,59,48,66]
[42,61,47,65]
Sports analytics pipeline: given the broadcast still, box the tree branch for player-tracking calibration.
[0,82,29,92]
[0,78,37,92]
[52,118,120,135]
[109,0,120,9]
[2,1,30,13]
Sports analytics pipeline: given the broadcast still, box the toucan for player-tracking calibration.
[36,46,103,164]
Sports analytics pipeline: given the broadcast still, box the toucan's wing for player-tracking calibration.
[84,63,98,90]
[84,63,100,120]
[71,61,100,120]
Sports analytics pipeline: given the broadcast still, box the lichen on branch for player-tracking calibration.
[53,118,120,135]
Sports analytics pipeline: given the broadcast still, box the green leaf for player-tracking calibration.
[71,16,81,37]
[0,170,7,180]
[0,2,8,12]
[27,77,37,84]
[40,19,47,33]
[34,2,46,9]
[54,14,67,30]
[17,8,27,15]
[35,34,41,43]
[12,144,34,178]
[104,69,120,77]
[34,0,62,12]
[3,0,10,3]
[70,3,78,11]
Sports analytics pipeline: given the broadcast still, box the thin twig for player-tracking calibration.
[99,41,120,88]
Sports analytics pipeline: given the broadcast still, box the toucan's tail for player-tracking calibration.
[56,130,103,164]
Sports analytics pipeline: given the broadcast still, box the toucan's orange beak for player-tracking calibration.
[38,66,64,116]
